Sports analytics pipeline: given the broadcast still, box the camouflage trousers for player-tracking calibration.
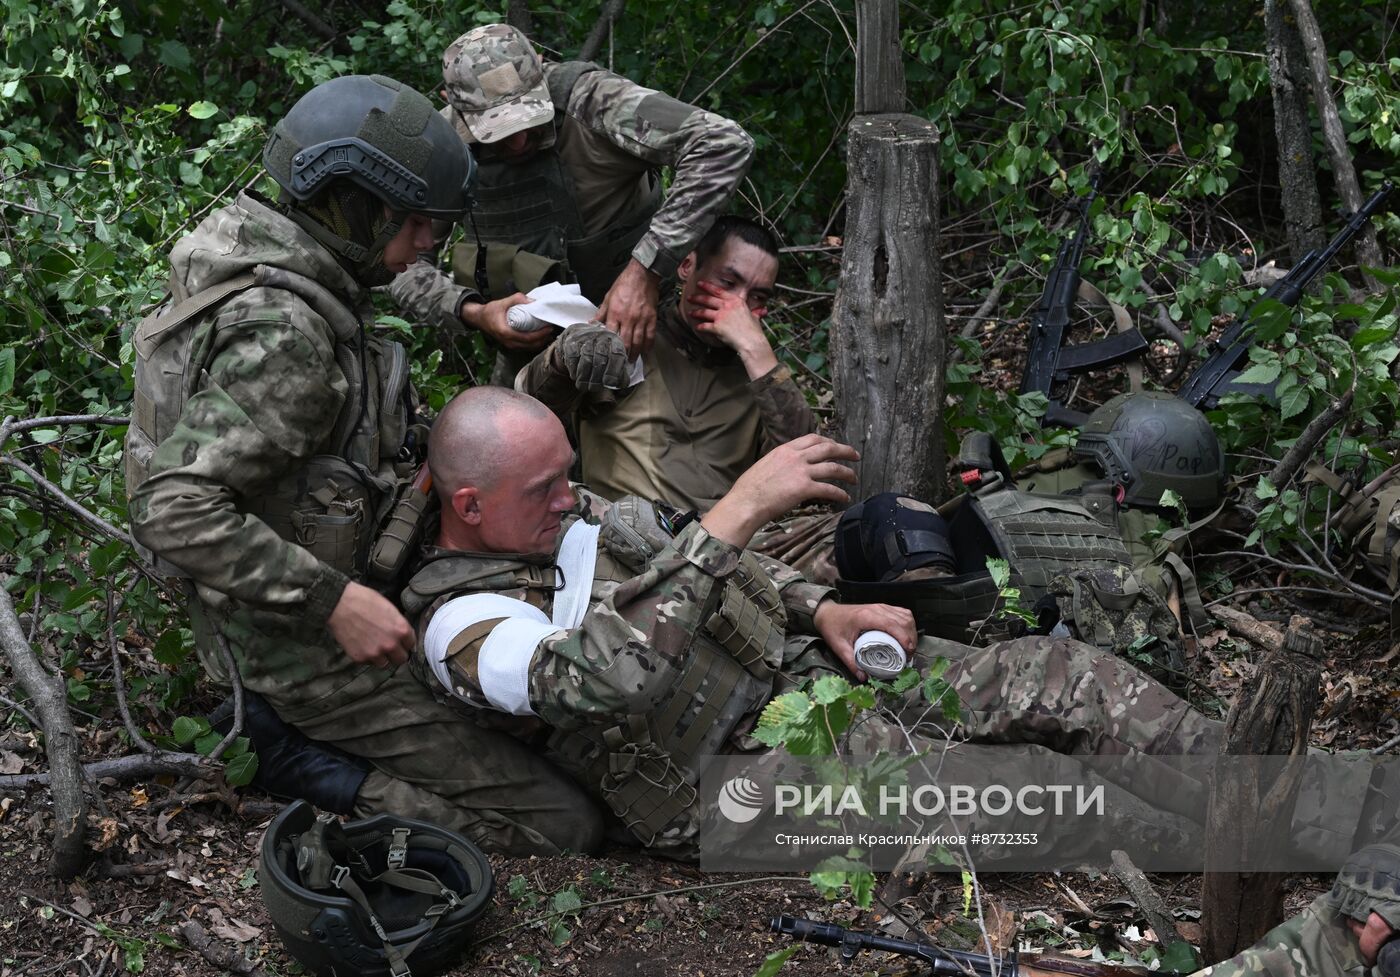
[749,508,842,587]
[1191,898,1365,977]
[661,634,1225,862]
[208,602,604,857]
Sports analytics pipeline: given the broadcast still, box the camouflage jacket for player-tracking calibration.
[517,298,816,510]
[406,487,834,734]
[128,193,400,718]
[1193,898,1372,977]
[388,64,755,330]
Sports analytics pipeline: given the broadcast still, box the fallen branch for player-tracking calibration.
[178,920,271,977]
[0,577,87,878]
[207,633,244,762]
[1212,605,1284,652]
[1267,387,1354,490]
[106,587,155,755]
[0,750,218,789]
[1110,850,1181,953]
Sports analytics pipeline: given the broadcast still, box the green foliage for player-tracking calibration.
[752,946,801,977]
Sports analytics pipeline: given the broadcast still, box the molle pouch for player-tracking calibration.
[599,496,675,572]
[244,456,372,578]
[703,552,787,679]
[451,241,566,301]
[1044,565,1186,688]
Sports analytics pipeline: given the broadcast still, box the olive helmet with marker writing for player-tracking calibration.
[1073,391,1226,514]
[259,800,493,977]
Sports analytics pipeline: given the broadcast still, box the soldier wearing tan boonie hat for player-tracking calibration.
[387,21,755,372]
[442,25,554,145]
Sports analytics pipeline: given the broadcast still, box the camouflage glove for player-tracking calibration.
[554,323,629,393]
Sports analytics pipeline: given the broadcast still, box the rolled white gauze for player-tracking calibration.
[852,630,908,679]
[506,304,551,333]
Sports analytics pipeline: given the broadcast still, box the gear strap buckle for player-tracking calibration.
[386,827,411,870]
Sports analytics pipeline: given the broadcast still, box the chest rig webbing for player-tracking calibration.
[468,62,662,304]
[125,264,415,579]
[402,507,787,846]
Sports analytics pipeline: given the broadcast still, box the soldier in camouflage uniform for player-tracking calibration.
[402,388,1229,859]
[516,216,817,510]
[1193,843,1400,977]
[125,75,602,856]
[389,23,755,362]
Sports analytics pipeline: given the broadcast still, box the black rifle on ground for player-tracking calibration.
[770,915,1156,977]
[1019,174,1149,430]
[1177,181,1394,409]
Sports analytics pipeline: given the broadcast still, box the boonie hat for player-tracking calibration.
[442,24,553,144]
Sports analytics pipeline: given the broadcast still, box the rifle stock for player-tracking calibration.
[1177,181,1394,409]
[770,916,1154,977]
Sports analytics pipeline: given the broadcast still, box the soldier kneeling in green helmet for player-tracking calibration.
[400,386,1250,859]
[125,75,603,857]
[1193,843,1400,977]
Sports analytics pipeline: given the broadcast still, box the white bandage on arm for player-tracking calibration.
[424,594,563,716]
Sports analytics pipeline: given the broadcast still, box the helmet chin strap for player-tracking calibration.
[279,187,404,288]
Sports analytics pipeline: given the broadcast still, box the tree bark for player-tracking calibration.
[578,0,626,64]
[0,579,87,878]
[1286,0,1384,281]
[831,114,946,501]
[854,0,905,113]
[507,0,535,37]
[1263,0,1325,262]
[1200,626,1320,962]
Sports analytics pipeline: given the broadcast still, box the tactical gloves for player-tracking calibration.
[554,323,630,392]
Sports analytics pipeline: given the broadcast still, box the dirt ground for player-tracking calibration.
[1,609,1392,977]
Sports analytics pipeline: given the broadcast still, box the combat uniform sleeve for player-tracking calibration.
[566,70,755,280]
[752,550,835,635]
[429,521,742,729]
[129,308,352,626]
[749,362,817,452]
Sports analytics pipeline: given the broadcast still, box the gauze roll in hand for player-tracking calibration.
[852,630,908,680]
[506,304,550,333]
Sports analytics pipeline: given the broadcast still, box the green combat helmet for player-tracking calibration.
[262,74,475,279]
[260,800,493,977]
[1073,391,1226,514]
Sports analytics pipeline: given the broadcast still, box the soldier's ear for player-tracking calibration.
[452,486,482,525]
[677,253,695,282]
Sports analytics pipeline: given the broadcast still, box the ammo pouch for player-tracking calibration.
[838,489,1134,644]
[243,456,374,577]
[450,242,565,302]
[1042,565,1186,686]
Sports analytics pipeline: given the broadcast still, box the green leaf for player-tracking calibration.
[0,347,14,396]
[551,888,582,914]
[1155,939,1203,973]
[1278,383,1309,420]
[753,946,800,977]
[962,870,974,914]
[1233,360,1281,385]
[985,556,1011,589]
[186,101,218,119]
[152,629,188,665]
[171,715,207,745]
[548,919,572,946]
[194,730,222,756]
[224,752,258,787]
[1253,477,1279,501]
[156,40,190,71]
[810,675,851,705]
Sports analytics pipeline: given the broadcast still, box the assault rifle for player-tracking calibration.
[1177,181,1394,409]
[1019,174,1149,429]
[770,916,1155,977]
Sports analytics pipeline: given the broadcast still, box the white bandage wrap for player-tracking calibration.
[552,520,601,629]
[852,629,909,679]
[425,594,562,716]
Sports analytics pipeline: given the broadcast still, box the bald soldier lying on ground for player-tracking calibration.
[401,388,1238,859]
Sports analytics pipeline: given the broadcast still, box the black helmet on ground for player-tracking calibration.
[259,800,493,977]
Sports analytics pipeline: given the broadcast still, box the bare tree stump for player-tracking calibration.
[1200,626,1321,962]
[831,114,946,502]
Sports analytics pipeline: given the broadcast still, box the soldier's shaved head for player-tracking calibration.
[429,386,558,499]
